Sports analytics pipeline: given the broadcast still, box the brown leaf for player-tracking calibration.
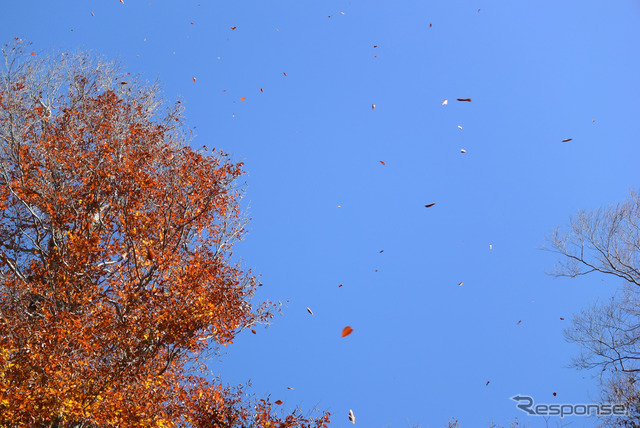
[349,409,356,424]
[562,138,573,142]
[274,400,283,405]
[231,26,237,30]
[424,203,435,208]
[379,160,385,165]
[456,98,472,102]
[306,307,313,315]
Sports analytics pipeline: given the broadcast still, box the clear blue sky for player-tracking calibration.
[3,1,640,427]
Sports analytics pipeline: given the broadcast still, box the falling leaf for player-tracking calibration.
[341,326,353,337]
[337,205,342,208]
[232,112,235,118]
[478,8,481,12]
[562,138,573,142]
[517,320,522,325]
[340,11,345,15]
[458,282,463,286]
[287,387,295,390]
[349,409,356,424]
[371,104,376,110]
[120,0,124,3]
[424,203,436,208]
[379,250,384,253]
[307,307,313,315]
[379,161,385,165]
[486,381,490,386]
[30,52,35,56]
[251,329,256,334]
[560,317,565,320]
[274,400,283,405]
[231,26,237,30]
[457,125,463,130]
[489,244,493,250]
[338,284,343,287]
[429,23,433,28]
[460,149,467,153]
[192,77,196,83]
[442,99,448,105]
[120,81,128,85]
[553,392,557,396]
[260,88,264,92]
[240,97,245,101]
[91,11,95,16]
[457,98,472,102]
[373,45,378,48]
[283,72,287,76]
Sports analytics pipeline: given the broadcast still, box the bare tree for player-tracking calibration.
[547,189,640,427]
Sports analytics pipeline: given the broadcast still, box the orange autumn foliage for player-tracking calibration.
[0,40,329,428]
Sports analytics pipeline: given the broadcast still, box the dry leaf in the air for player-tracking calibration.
[338,284,343,288]
[425,203,436,208]
[457,125,463,130]
[460,149,467,153]
[373,45,378,48]
[283,72,287,76]
[307,307,313,315]
[517,320,522,325]
[458,282,464,286]
[349,409,356,424]
[489,244,493,250]
[371,104,376,110]
[274,400,283,405]
[379,161,385,165]
[340,11,345,15]
[429,23,433,28]
[560,317,565,320]
[192,77,196,83]
[562,138,573,142]
[240,97,245,101]
[341,326,354,337]
[553,392,557,396]
[251,329,256,334]
[442,99,448,105]
[379,250,384,253]
[486,381,490,386]
[120,0,124,3]
[231,26,237,30]
[287,387,295,390]
[260,88,264,92]
[457,98,472,102]
[91,11,95,16]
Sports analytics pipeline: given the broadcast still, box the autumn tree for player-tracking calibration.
[0,39,329,427]
[547,189,640,427]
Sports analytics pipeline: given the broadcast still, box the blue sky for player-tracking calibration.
[3,1,640,427]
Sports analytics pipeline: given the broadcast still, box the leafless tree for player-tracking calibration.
[547,189,640,427]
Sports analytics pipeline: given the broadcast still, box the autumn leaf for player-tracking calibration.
[460,149,467,153]
[441,99,448,105]
[192,77,196,82]
[341,326,354,337]
[424,203,435,208]
[458,282,464,286]
[240,97,245,101]
[562,138,573,142]
[486,381,490,386]
[456,98,472,102]
[274,400,283,405]
[231,26,237,30]
[283,72,287,76]
[349,409,356,424]
[260,88,263,92]
[306,307,313,315]
[429,23,433,28]
[338,284,343,287]
[517,320,522,325]
[379,161,385,165]
[371,103,376,110]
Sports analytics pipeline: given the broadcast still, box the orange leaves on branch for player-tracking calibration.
[0,47,331,428]
[341,326,354,337]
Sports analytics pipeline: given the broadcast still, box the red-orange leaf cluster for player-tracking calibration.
[0,42,329,428]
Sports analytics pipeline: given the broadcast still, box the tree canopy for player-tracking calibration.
[0,39,329,428]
